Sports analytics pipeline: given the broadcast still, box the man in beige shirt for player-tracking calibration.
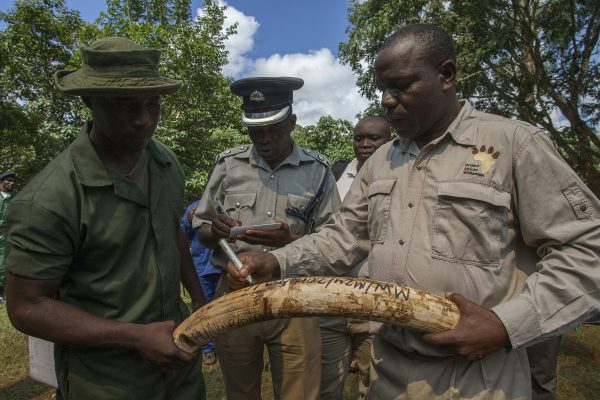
[320,116,391,400]
[193,77,340,399]
[227,25,600,399]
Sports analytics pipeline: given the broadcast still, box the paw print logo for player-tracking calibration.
[472,145,500,174]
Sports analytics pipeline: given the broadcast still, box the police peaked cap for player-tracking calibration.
[0,171,16,181]
[230,77,304,126]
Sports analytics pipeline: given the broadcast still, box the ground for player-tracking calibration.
[1,305,598,399]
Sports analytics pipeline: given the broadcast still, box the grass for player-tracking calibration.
[1,303,598,399]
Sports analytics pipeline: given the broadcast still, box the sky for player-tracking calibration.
[0,0,370,125]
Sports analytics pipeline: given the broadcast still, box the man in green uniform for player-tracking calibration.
[5,37,206,400]
[0,171,16,304]
[193,77,341,399]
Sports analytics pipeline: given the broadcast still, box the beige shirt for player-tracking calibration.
[337,158,368,279]
[193,140,341,271]
[272,101,600,353]
[336,158,359,199]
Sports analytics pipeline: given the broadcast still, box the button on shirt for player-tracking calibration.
[272,101,600,352]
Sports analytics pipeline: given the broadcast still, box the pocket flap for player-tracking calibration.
[287,193,311,210]
[367,178,396,197]
[437,181,511,209]
[562,181,592,219]
[224,192,256,210]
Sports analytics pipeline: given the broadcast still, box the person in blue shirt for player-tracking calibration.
[181,200,222,365]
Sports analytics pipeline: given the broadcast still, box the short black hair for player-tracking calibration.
[355,116,392,137]
[382,24,456,68]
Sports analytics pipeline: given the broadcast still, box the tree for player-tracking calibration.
[340,0,600,197]
[1,0,245,200]
[293,116,355,164]
[0,0,95,181]
[95,0,246,199]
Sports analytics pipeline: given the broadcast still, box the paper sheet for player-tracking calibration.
[28,336,58,387]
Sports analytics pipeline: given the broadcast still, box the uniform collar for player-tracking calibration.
[344,158,359,178]
[247,138,305,171]
[445,100,477,146]
[71,122,171,188]
[392,100,477,153]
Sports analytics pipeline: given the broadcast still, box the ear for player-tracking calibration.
[289,114,297,131]
[438,60,457,91]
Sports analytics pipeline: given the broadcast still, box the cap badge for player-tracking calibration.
[249,90,265,102]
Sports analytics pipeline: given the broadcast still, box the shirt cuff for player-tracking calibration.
[270,248,289,278]
[191,217,211,229]
[492,295,541,349]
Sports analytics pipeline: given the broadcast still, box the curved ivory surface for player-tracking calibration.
[173,277,460,354]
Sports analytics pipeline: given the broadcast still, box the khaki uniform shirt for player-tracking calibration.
[272,101,600,398]
[193,140,341,271]
[336,158,368,279]
[5,124,202,399]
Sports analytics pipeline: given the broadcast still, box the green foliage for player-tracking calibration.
[293,115,355,164]
[0,0,93,181]
[93,0,245,199]
[340,0,600,196]
[0,0,244,199]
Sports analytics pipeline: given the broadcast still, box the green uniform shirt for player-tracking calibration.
[5,124,202,399]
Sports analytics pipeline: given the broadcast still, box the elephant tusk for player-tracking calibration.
[173,276,460,354]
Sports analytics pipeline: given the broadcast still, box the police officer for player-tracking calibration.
[193,77,341,400]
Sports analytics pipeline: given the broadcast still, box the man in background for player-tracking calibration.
[320,116,391,400]
[0,171,16,304]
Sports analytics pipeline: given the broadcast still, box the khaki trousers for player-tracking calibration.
[368,335,532,399]
[319,317,371,400]
[527,336,562,400]
[215,317,321,400]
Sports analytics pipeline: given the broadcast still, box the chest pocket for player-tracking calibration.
[224,192,256,223]
[287,193,312,234]
[432,181,510,265]
[367,178,396,244]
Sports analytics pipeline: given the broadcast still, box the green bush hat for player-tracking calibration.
[54,37,181,96]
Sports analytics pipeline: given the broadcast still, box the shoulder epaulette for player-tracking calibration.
[216,145,251,163]
[301,148,331,167]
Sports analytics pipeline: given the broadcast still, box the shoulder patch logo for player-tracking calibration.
[464,145,500,176]
[249,90,265,102]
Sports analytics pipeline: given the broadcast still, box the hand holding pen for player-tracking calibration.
[215,200,255,285]
[211,202,240,242]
